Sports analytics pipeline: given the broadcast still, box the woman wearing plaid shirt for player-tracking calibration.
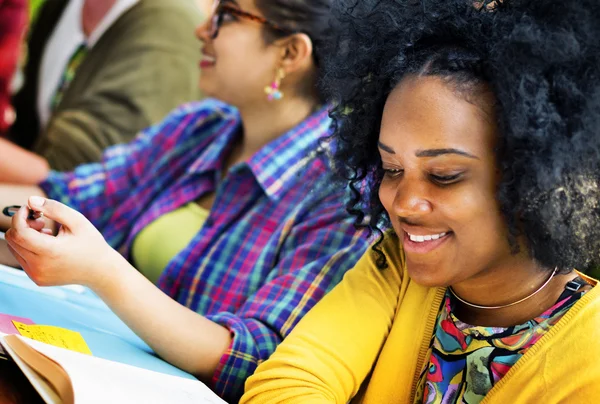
[1,0,370,401]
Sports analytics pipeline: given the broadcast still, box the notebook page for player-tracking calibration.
[1,337,61,404]
[20,336,226,404]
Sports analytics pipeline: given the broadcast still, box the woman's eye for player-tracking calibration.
[429,173,462,185]
[220,11,238,23]
[383,168,403,178]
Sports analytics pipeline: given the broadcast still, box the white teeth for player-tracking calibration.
[202,55,216,62]
[408,232,447,243]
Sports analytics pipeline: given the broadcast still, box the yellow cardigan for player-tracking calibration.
[242,233,600,403]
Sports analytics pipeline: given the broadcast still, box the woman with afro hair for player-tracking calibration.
[242,0,600,402]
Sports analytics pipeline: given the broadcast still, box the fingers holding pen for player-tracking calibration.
[7,205,53,251]
[5,202,64,286]
[6,196,77,258]
[4,206,45,281]
[2,200,52,234]
[7,196,118,288]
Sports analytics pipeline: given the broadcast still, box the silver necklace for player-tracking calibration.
[448,267,559,310]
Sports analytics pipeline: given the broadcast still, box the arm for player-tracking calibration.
[5,198,231,378]
[203,202,371,401]
[36,1,203,171]
[241,239,403,403]
[0,138,49,184]
[6,194,370,402]
[96,257,233,381]
[0,106,199,231]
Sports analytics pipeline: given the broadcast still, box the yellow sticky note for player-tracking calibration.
[12,321,92,355]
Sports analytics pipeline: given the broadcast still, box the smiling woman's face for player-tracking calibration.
[378,75,514,287]
[195,0,282,106]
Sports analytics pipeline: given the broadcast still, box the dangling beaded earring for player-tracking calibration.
[264,68,285,101]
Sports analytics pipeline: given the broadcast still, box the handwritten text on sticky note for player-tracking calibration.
[12,322,92,355]
[0,313,34,334]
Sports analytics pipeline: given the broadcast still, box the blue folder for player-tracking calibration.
[0,264,194,380]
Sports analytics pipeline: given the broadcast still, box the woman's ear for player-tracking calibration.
[277,33,314,74]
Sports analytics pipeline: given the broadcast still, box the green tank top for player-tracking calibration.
[131,203,208,284]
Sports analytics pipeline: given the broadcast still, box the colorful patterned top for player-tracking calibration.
[39,99,370,401]
[417,279,589,404]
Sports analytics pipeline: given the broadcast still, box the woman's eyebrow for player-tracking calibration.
[415,148,479,159]
[377,141,395,154]
[378,142,479,159]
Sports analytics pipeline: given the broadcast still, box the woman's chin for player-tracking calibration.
[198,87,215,99]
[198,80,219,99]
[405,261,452,288]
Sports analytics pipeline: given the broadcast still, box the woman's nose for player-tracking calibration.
[195,18,212,42]
[391,178,433,219]
[195,0,217,41]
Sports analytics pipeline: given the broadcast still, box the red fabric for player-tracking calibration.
[0,0,28,135]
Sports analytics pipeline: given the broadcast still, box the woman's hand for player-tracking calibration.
[0,238,21,268]
[5,196,122,289]
[6,197,232,379]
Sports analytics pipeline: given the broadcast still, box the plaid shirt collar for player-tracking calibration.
[187,102,332,201]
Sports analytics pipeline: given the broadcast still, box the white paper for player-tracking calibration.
[17,336,226,404]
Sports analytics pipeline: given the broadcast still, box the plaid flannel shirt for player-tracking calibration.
[40,99,370,401]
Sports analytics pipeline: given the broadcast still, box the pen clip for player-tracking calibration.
[2,205,42,220]
[2,205,20,218]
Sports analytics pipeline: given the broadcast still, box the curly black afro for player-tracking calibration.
[321,0,600,272]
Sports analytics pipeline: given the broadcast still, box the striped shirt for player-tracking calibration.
[40,98,370,401]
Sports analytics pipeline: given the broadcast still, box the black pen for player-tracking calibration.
[2,205,43,220]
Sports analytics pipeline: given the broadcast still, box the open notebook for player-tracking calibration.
[0,333,226,404]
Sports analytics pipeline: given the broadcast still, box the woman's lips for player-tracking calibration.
[402,230,452,254]
[200,54,215,68]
